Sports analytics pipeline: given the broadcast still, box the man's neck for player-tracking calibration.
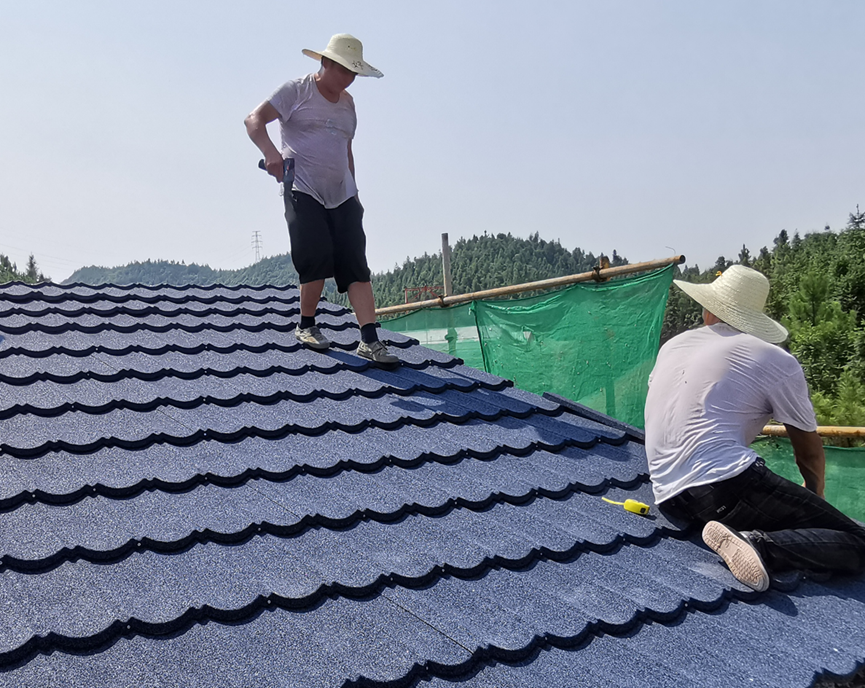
[314,73,342,103]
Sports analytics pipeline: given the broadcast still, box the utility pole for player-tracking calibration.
[252,231,262,263]
[441,233,453,296]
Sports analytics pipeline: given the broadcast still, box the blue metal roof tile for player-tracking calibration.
[570,443,649,481]
[440,508,539,563]
[706,585,865,681]
[493,383,562,411]
[0,351,106,381]
[523,412,628,445]
[378,343,459,367]
[391,363,496,392]
[439,362,510,387]
[0,406,187,458]
[638,537,751,601]
[0,380,69,413]
[0,282,861,686]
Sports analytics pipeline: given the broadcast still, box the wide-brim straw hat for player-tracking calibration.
[302,34,383,78]
[674,264,788,343]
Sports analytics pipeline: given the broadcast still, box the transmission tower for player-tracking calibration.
[251,231,263,263]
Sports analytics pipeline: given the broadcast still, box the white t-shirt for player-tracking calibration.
[268,74,358,209]
[644,323,817,503]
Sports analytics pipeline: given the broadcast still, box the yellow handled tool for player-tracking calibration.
[602,497,650,516]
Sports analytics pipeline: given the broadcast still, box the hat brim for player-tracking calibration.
[302,48,383,78]
[673,279,789,343]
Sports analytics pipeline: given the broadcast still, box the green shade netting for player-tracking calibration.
[382,269,865,519]
[471,266,673,427]
[382,302,486,370]
[752,436,865,522]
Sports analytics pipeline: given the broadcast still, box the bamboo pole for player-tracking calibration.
[761,425,865,439]
[376,254,686,317]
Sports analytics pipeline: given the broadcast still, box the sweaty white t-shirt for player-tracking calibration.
[268,73,358,209]
[644,323,817,503]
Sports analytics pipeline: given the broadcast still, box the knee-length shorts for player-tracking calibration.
[284,190,371,293]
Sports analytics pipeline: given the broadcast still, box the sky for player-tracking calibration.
[1,1,863,283]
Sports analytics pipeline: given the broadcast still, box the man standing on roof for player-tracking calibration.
[245,34,398,367]
[644,265,865,592]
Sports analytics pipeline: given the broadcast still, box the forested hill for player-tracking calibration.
[61,233,628,308]
[64,254,301,287]
[372,232,627,307]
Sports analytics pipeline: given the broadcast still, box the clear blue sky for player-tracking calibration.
[1,1,862,282]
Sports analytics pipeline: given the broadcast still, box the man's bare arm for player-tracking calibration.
[244,101,283,181]
[785,424,826,498]
[348,140,362,209]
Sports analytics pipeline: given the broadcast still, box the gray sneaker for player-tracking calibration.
[295,324,330,351]
[702,521,770,592]
[356,340,399,367]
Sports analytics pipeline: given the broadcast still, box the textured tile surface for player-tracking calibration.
[0,281,862,687]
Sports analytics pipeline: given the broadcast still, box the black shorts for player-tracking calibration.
[284,190,371,293]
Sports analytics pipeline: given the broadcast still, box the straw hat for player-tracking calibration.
[302,34,383,78]
[674,265,788,343]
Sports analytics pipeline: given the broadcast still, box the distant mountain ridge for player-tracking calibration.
[62,233,626,309]
[63,254,300,288]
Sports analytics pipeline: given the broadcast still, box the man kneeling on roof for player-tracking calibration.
[644,265,865,591]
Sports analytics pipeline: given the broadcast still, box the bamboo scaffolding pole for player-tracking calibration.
[761,425,865,439]
[376,254,686,317]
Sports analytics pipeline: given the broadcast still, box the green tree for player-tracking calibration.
[782,270,861,397]
[848,205,865,230]
[786,270,833,326]
[25,254,40,282]
[0,253,48,284]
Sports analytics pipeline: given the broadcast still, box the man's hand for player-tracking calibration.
[786,424,826,498]
[264,154,285,182]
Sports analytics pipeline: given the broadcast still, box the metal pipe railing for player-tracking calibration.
[375,254,686,317]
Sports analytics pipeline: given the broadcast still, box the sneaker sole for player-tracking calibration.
[359,356,399,368]
[356,350,399,368]
[702,522,770,592]
[296,337,330,351]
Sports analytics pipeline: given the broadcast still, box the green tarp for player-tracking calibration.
[472,267,673,427]
[382,302,486,370]
[753,437,865,522]
[384,266,674,427]
[383,267,864,520]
